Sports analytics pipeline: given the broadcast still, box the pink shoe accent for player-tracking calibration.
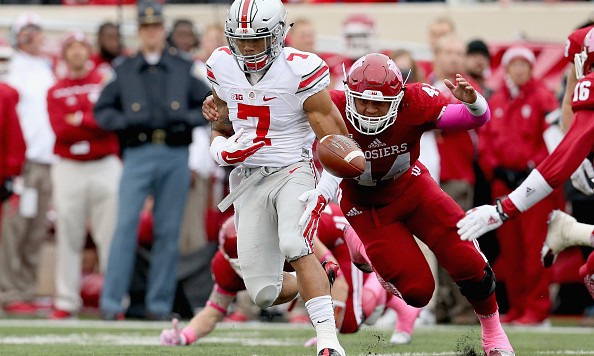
[387,296,421,335]
[479,310,514,355]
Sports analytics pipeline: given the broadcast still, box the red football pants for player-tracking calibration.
[341,165,490,310]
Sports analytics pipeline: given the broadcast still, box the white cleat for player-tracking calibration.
[364,303,386,326]
[487,349,515,356]
[390,331,412,345]
[542,210,577,267]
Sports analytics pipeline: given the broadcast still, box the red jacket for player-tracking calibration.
[48,70,119,161]
[480,78,558,196]
[434,76,482,185]
[0,83,25,181]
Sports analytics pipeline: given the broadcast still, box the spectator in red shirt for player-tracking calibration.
[0,82,25,215]
[47,30,122,319]
[479,47,563,326]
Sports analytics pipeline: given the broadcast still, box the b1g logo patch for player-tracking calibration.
[231,93,244,101]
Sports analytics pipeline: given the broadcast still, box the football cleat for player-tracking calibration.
[318,348,342,356]
[487,349,515,356]
[322,261,340,286]
[390,331,412,345]
[542,210,578,267]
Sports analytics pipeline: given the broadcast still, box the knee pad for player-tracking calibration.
[456,265,496,301]
[244,276,281,309]
[253,285,280,309]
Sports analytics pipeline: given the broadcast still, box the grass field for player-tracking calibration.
[0,319,593,355]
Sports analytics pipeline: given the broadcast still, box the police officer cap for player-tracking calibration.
[138,0,164,25]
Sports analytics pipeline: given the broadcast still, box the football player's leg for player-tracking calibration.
[347,210,435,308]
[235,182,285,309]
[361,273,387,325]
[277,171,344,356]
[387,295,421,345]
[408,179,513,355]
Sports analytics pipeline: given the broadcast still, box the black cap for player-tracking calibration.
[138,0,164,25]
[466,39,490,59]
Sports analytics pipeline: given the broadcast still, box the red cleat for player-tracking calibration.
[3,301,36,315]
[48,309,73,320]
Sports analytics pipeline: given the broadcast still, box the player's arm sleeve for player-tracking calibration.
[435,94,490,132]
[537,109,594,188]
[503,109,594,217]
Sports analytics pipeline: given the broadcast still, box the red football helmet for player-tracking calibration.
[575,27,594,79]
[218,216,238,261]
[345,53,405,135]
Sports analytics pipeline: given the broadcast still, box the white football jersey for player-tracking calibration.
[206,46,330,168]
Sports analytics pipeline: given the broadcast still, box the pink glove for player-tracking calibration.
[160,318,182,346]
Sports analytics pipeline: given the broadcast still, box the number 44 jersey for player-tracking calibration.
[206,46,330,168]
[330,83,449,206]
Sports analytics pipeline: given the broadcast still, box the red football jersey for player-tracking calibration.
[317,203,351,279]
[537,73,594,187]
[565,26,594,64]
[330,83,448,205]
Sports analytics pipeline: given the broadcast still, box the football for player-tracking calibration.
[317,134,365,178]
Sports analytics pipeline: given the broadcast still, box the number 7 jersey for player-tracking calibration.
[206,46,330,168]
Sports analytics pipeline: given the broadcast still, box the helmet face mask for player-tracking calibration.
[575,27,594,80]
[345,53,405,135]
[225,0,287,73]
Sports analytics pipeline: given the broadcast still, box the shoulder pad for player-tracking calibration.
[282,47,327,77]
[206,46,233,67]
[572,73,594,112]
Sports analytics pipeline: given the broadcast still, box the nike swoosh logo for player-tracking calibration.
[263,96,277,102]
[289,167,300,174]
[316,319,330,324]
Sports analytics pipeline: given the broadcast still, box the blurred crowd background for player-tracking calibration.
[0,0,593,329]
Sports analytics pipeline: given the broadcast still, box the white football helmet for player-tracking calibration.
[575,27,594,80]
[225,0,287,73]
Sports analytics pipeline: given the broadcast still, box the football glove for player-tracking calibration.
[298,189,327,243]
[211,128,266,166]
[570,159,594,196]
[457,205,504,241]
[160,318,182,346]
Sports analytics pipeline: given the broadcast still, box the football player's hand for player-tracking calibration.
[220,128,266,165]
[444,74,478,104]
[298,189,327,242]
[457,205,503,241]
[571,159,594,195]
[202,95,219,121]
[160,318,182,346]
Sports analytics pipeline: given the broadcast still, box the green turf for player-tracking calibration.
[0,322,593,355]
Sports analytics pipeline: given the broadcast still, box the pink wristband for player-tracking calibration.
[180,326,198,345]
